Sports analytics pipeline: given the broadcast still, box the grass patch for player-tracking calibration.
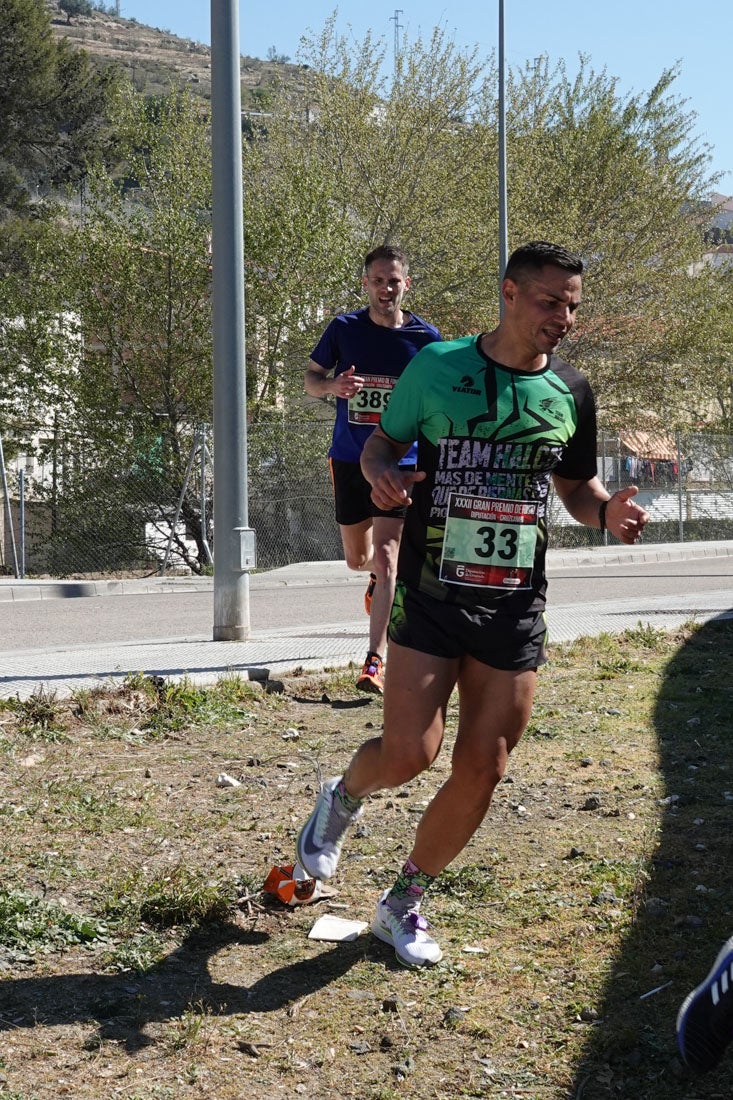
[0,688,69,741]
[102,864,234,929]
[0,888,110,959]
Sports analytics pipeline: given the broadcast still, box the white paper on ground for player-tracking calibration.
[215,772,241,788]
[308,914,368,942]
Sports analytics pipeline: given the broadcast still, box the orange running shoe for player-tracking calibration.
[364,573,377,616]
[356,651,384,694]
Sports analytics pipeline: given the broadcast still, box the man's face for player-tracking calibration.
[363,259,410,323]
[504,265,582,355]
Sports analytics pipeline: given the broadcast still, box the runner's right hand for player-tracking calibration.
[332,366,365,398]
[370,469,426,511]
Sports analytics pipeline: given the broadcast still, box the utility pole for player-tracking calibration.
[390,9,403,78]
[210,0,255,640]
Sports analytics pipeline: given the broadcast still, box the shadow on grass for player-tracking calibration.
[569,615,733,1099]
[0,920,366,1051]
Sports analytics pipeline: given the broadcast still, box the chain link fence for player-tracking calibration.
[548,430,733,548]
[1,424,731,577]
[0,416,341,577]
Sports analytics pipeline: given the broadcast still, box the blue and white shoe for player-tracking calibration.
[296,777,362,881]
[371,890,443,968]
[677,935,733,1073]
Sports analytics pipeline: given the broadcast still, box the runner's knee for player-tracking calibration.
[344,549,371,571]
[452,740,514,793]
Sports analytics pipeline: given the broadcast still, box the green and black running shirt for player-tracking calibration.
[379,334,599,613]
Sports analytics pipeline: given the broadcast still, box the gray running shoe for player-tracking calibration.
[296,777,362,880]
[371,890,443,968]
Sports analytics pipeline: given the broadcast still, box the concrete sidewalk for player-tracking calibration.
[0,541,730,699]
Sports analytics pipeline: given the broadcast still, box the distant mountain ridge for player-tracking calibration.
[46,0,300,107]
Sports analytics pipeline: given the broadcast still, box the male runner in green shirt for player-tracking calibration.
[297,241,649,967]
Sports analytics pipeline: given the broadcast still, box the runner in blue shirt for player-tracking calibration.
[304,245,441,693]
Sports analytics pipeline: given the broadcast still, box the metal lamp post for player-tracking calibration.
[211,0,255,640]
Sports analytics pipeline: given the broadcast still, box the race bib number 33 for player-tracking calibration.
[347,374,396,424]
[439,494,538,589]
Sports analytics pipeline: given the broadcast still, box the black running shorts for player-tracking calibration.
[329,458,413,526]
[388,580,548,671]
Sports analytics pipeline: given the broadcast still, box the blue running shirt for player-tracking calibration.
[310,308,441,465]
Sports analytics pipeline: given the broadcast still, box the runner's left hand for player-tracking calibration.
[607,486,649,544]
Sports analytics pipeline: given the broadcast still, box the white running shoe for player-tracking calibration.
[296,777,362,880]
[371,890,443,968]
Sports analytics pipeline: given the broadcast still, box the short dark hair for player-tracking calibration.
[364,244,409,275]
[504,241,583,283]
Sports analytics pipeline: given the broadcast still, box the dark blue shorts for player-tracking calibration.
[388,580,547,671]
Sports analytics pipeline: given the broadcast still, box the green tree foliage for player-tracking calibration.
[295,19,500,336]
[0,0,116,222]
[504,57,714,428]
[664,256,733,432]
[43,87,215,572]
[242,91,362,412]
[245,21,719,429]
[59,0,93,24]
[241,18,499,426]
[5,16,729,575]
[266,46,290,64]
[0,218,76,454]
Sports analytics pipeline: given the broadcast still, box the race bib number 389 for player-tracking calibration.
[347,375,396,424]
[439,494,538,589]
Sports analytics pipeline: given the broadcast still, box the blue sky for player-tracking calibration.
[118,1,732,190]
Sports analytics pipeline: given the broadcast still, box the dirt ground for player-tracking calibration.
[0,620,732,1099]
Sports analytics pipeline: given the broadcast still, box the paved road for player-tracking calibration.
[0,542,730,698]
[0,554,730,651]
